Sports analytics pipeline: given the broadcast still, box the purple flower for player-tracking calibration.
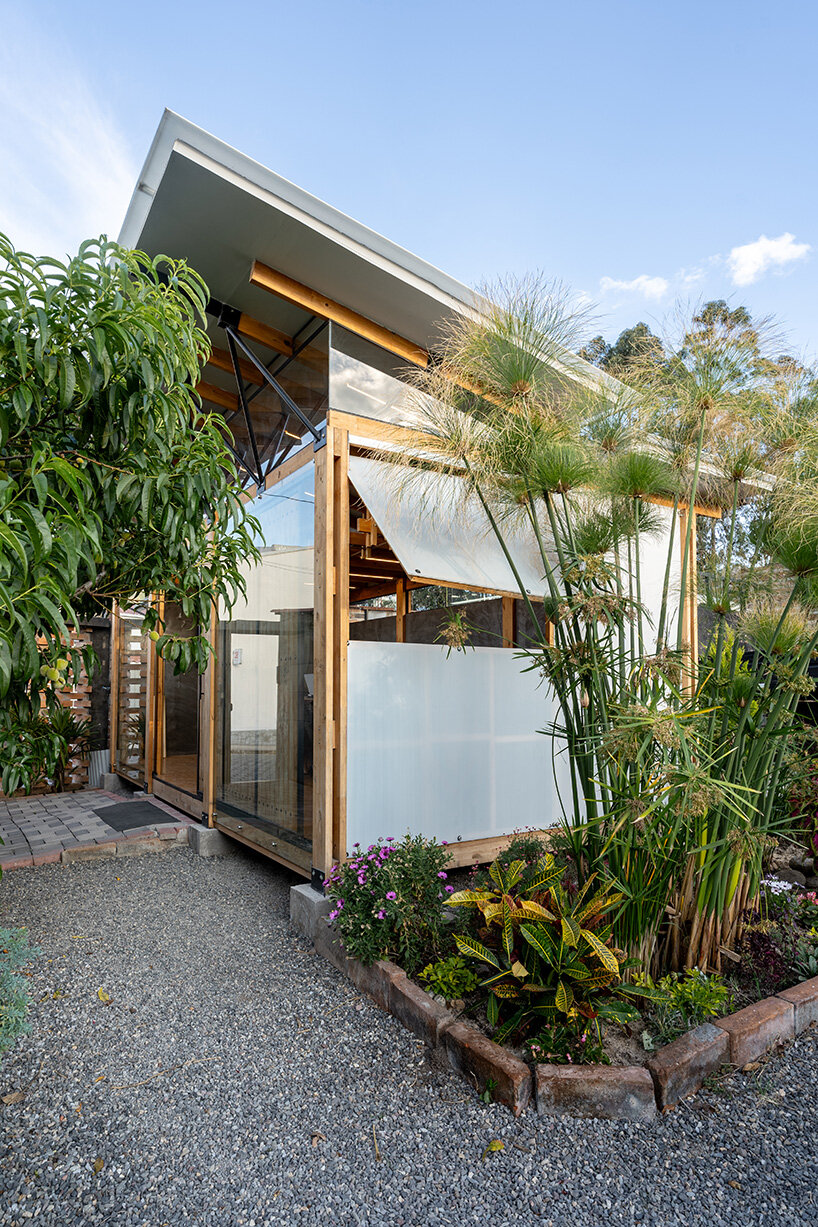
[376,910,386,919]
[386,836,395,842]
[354,842,360,848]
[445,885,454,893]
[437,871,447,879]
[357,874,366,885]
[386,891,397,900]
[379,850,389,860]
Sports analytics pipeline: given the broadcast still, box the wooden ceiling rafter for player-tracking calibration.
[249,260,428,368]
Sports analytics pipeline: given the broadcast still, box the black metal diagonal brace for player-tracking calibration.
[225,330,265,487]
[222,324,326,452]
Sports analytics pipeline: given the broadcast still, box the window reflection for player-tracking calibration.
[329,325,416,424]
[216,464,315,850]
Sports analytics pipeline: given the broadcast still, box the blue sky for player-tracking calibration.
[1,0,815,358]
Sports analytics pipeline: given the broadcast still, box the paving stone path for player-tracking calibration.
[0,791,191,870]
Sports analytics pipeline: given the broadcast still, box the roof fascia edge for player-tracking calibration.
[117,112,474,322]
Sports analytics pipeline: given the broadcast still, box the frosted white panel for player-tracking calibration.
[346,642,571,852]
[348,455,550,597]
[634,504,681,649]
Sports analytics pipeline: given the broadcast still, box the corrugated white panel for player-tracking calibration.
[346,641,570,852]
[348,455,549,597]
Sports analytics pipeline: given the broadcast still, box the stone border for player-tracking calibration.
[2,824,190,869]
[290,884,818,1119]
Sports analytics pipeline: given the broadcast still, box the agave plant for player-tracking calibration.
[449,856,651,1043]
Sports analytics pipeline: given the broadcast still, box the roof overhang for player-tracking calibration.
[118,110,478,351]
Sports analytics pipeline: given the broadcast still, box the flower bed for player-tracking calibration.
[301,833,818,1117]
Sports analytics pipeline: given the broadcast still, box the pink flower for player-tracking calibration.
[437,872,447,879]
[445,885,454,893]
[386,891,397,900]
[376,910,385,919]
[357,874,366,885]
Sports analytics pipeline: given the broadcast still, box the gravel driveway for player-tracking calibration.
[1,847,816,1227]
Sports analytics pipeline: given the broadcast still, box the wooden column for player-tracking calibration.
[313,434,335,878]
[202,598,218,826]
[332,429,350,865]
[108,606,120,773]
[501,595,516,648]
[396,579,408,644]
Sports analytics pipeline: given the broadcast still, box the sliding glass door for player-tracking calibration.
[215,462,315,866]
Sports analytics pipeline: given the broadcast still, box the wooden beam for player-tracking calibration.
[207,345,263,386]
[236,313,293,358]
[250,261,428,368]
[197,380,238,414]
[650,494,722,520]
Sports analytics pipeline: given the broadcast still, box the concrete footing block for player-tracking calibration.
[188,825,237,858]
[290,884,333,940]
[99,773,129,795]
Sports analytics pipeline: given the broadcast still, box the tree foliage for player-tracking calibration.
[0,234,258,793]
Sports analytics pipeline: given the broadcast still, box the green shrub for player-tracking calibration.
[324,835,452,975]
[418,956,479,1002]
[639,968,731,1048]
[450,854,654,1044]
[1,926,38,1061]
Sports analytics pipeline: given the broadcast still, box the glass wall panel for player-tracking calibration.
[237,324,329,479]
[114,609,149,784]
[215,463,315,856]
[346,641,569,852]
[156,603,202,796]
[329,324,416,425]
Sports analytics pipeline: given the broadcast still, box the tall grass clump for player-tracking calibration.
[384,279,818,974]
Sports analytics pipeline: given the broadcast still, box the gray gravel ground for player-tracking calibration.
[1,847,817,1227]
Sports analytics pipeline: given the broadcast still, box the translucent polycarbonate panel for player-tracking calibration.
[346,642,570,851]
[635,504,682,648]
[215,463,315,852]
[348,455,551,597]
[330,325,414,425]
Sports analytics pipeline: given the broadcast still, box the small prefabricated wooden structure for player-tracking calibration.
[113,113,710,885]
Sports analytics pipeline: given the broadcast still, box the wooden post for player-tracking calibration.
[313,433,335,879]
[396,578,408,644]
[203,597,218,826]
[333,429,350,864]
[108,605,120,773]
[501,595,516,649]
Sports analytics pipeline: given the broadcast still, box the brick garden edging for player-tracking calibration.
[291,885,818,1120]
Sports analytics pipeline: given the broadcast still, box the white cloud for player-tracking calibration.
[727,233,811,287]
[598,274,669,301]
[0,29,136,258]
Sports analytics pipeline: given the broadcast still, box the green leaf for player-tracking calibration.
[555,980,574,1014]
[560,914,580,947]
[489,860,507,892]
[454,935,501,969]
[581,929,620,975]
[520,923,557,964]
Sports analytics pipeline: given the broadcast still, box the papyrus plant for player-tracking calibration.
[386,279,818,973]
